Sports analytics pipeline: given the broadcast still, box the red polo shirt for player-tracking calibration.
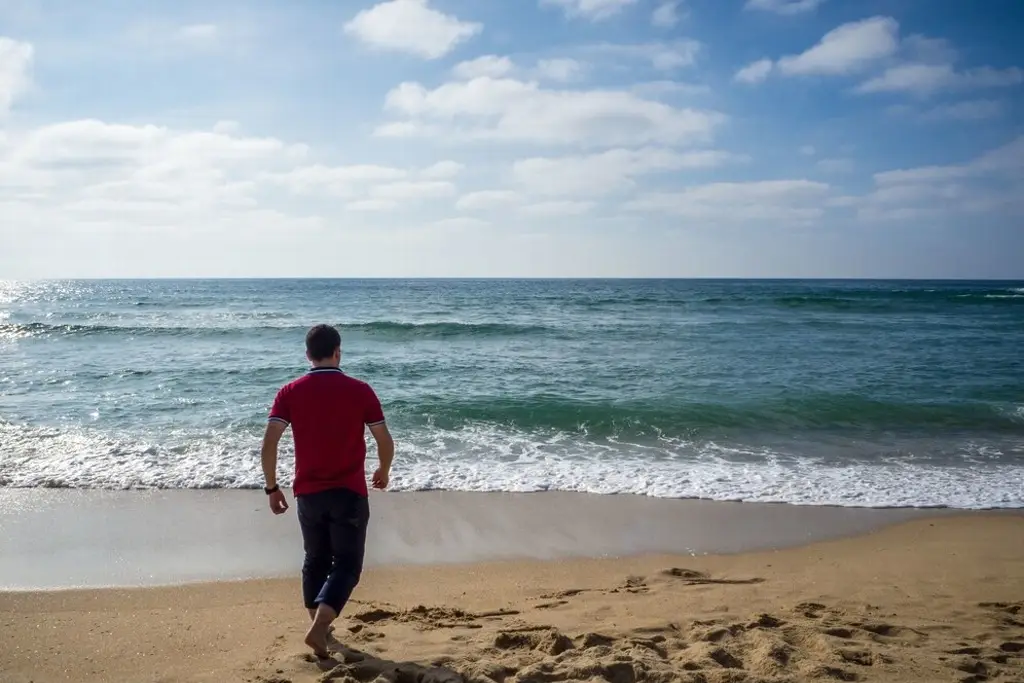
[268,367,385,497]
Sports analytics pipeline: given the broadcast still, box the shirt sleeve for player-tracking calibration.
[363,384,386,427]
[268,387,291,425]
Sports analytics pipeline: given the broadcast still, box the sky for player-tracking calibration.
[0,0,1022,279]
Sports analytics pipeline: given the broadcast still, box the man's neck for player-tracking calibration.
[310,362,339,370]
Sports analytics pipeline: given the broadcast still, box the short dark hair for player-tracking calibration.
[305,324,341,361]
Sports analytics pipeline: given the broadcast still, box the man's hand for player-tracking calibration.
[372,468,389,490]
[268,489,289,514]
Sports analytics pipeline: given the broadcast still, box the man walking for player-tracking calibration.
[260,323,395,658]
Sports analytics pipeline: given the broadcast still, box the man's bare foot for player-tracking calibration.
[304,603,339,659]
[304,621,330,659]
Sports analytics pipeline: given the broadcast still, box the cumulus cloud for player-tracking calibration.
[265,163,407,196]
[916,99,1006,122]
[857,136,1024,221]
[734,58,773,84]
[856,63,1023,97]
[452,55,514,80]
[0,119,326,246]
[591,41,702,71]
[0,114,470,251]
[652,1,683,28]
[777,16,899,76]
[624,180,832,223]
[519,200,594,217]
[512,147,745,197]
[175,24,219,45]
[420,160,464,179]
[343,0,481,59]
[0,37,33,114]
[374,75,725,148]
[369,180,456,200]
[455,190,524,212]
[346,199,397,212]
[536,58,584,82]
[540,0,639,21]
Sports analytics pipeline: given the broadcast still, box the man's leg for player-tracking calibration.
[296,493,332,640]
[304,490,370,656]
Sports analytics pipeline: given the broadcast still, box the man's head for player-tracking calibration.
[305,324,341,366]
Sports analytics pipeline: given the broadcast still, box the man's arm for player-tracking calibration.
[368,422,394,489]
[369,422,394,471]
[261,419,288,490]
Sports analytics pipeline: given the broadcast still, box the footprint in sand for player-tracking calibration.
[661,567,766,585]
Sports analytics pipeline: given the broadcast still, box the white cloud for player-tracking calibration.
[375,76,725,147]
[9,119,305,171]
[343,0,481,60]
[513,147,744,197]
[0,37,33,114]
[541,0,639,21]
[734,58,773,84]
[536,58,584,82]
[369,180,456,200]
[455,190,524,212]
[630,81,710,97]
[124,21,239,54]
[777,16,899,76]
[453,55,514,80]
[212,120,241,135]
[857,136,1024,221]
[519,200,593,216]
[428,217,490,231]
[0,115,474,262]
[421,160,464,179]
[918,99,1006,121]
[874,136,1023,186]
[0,119,321,239]
[652,1,683,28]
[346,199,397,212]
[175,24,219,45]
[593,41,701,71]
[856,63,1023,97]
[265,164,407,196]
[625,180,831,222]
[901,34,958,65]
[744,0,826,15]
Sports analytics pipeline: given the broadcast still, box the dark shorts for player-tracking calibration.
[296,487,370,612]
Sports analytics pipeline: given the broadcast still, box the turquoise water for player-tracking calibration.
[1,279,1022,508]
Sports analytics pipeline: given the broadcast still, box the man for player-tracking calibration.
[260,323,395,658]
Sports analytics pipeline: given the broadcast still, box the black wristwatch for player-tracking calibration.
[264,484,280,494]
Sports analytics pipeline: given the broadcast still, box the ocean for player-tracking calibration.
[0,279,1021,509]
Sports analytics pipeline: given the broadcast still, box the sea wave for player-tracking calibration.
[0,420,1020,508]
[386,394,1024,434]
[0,320,556,341]
[775,290,1024,311]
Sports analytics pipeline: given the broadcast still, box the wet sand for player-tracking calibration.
[1,492,1022,682]
[0,488,950,590]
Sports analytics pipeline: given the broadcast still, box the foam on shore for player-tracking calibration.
[0,488,966,591]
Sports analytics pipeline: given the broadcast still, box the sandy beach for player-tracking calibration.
[2,498,1022,683]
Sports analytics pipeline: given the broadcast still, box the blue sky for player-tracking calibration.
[1,0,1022,278]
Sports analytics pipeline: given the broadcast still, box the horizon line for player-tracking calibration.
[2,276,1023,283]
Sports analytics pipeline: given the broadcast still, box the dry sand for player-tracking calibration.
[2,513,1022,683]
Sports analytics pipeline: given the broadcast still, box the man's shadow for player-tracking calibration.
[306,631,467,683]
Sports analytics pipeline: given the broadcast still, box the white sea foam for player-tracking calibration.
[1,421,1021,509]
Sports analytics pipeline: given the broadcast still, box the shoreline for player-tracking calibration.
[0,488,1003,591]
[2,513,1022,683]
